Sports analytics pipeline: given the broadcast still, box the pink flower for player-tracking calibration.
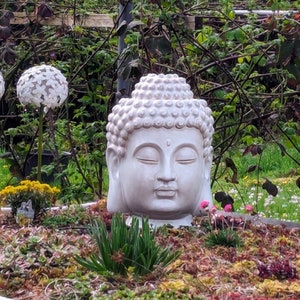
[224,204,233,212]
[199,200,210,209]
[245,204,254,213]
[210,205,217,214]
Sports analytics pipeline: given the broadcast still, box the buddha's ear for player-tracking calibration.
[203,151,213,179]
[106,149,128,213]
[106,148,120,180]
[204,160,211,180]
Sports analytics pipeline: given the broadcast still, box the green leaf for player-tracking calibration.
[234,28,246,43]
[223,104,235,113]
[225,31,235,41]
[286,63,300,82]
[228,10,235,20]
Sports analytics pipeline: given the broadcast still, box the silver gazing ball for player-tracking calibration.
[0,71,5,99]
[16,64,68,109]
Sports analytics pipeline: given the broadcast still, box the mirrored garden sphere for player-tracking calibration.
[16,64,68,109]
[0,71,5,99]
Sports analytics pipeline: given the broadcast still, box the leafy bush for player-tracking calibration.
[75,213,181,277]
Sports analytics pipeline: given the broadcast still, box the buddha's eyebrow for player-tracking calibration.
[133,143,160,154]
[175,143,199,154]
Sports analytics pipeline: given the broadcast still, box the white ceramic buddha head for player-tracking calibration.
[106,73,214,227]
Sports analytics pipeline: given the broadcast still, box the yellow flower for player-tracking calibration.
[52,186,61,194]
[0,180,60,218]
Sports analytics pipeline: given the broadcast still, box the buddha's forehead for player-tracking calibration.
[126,127,203,149]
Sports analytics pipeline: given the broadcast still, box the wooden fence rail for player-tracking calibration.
[11,12,115,28]
[9,10,298,29]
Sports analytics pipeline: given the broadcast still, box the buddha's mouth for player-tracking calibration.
[154,187,177,198]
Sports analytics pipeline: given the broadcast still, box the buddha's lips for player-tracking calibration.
[154,187,177,198]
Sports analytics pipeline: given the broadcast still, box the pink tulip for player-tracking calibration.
[224,204,233,212]
[210,205,217,214]
[245,204,254,213]
[199,200,210,209]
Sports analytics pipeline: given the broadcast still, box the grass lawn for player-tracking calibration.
[212,141,300,222]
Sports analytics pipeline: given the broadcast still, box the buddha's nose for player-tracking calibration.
[156,161,176,182]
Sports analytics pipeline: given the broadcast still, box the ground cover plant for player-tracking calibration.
[0,201,300,299]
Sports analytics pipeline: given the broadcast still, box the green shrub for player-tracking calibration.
[75,213,181,277]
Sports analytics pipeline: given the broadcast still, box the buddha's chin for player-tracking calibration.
[134,199,192,219]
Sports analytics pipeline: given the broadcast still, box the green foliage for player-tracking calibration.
[0,0,299,204]
[0,151,14,189]
[204,229,242,248]
[75,213,181,277]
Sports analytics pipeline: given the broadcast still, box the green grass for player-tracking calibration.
[0,158,16,190]
[212,141,300,222]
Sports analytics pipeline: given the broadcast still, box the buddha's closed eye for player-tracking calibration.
[175,147,198,164]
[135,147,159,165]
[136,157,158,164]
[134,145,198,165]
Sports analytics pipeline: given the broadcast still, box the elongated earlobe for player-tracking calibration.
[106,149,129,212]
[193,160,213,215]
[204,160,212,180]
[106,148,119,181]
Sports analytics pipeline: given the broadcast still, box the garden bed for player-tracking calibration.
[0,200,300,299]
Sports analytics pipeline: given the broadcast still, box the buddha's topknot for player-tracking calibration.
[106,73,214,164]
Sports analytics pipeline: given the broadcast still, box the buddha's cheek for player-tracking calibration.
[119,166,156,211]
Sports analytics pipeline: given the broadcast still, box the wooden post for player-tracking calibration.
[117,1,133,97]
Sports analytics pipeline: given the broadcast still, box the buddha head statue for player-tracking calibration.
[106,73,214,227]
